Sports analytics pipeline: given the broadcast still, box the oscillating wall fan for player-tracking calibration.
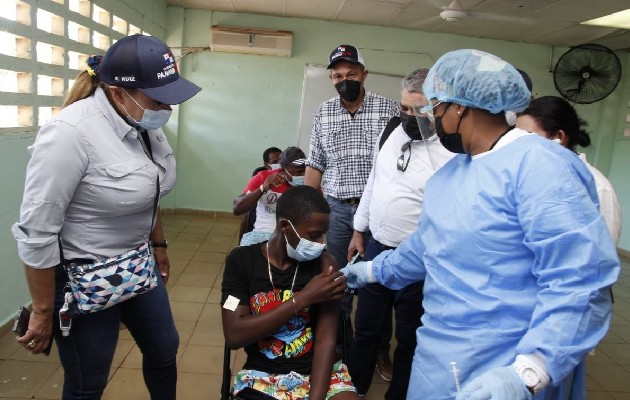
[553,44,622,104]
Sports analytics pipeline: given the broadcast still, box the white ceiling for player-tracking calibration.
[166,0,630,51]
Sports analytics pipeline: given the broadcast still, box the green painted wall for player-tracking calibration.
[167,9,628,240]
[606,53,630,250]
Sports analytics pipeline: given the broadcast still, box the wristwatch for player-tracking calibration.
[259,184,267,193]
[515,365,542,395]
[151,240,168,249]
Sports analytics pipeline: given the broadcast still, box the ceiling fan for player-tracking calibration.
[426,0,537,24]
[436,0,469,22]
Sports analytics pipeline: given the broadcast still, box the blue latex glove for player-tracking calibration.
[339,261,375,288]
[456,366,532,400]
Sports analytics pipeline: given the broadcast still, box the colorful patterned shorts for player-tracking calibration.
[233,360,356,399]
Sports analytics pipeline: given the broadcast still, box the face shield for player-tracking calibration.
[405,101,442,170]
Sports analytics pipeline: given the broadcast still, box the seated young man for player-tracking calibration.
[222,186,360,400]
[234,146,307,246]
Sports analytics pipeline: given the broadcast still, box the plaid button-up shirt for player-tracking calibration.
[307,91,399,199]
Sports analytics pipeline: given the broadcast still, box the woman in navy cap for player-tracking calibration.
[12,34,201,399]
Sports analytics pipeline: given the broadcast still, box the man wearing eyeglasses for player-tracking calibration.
[304,44,399,354]
[345,68,454,399]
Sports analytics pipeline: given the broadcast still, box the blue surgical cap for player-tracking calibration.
[423,49,531,114]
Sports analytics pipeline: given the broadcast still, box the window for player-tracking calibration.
[68,51,88,71]
[38,106,62,126]
[0,69,31,93]
[92,5,109,26]
[69,0,90,18]
[113,15,127,35]
[0,32,31,59]
[0,0,158,133]
[37,75,64,96]
[129,24,141,35]
[36,42,65,65]
[0,0,30,25]
[68,21,90,43]
[37,8,64,36]
[92,30,109,50]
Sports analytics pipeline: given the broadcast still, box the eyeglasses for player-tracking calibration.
[419,100,444,122]
[397,140,412,172]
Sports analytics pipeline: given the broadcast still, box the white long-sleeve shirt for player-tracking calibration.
[578,153,622,245]
[353,125,454,247]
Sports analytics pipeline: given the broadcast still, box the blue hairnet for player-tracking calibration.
[423,49,531,114]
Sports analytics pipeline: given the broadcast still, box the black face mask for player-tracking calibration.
[400,112,432,141]
[335,79,362,102]
[435,116,466,154]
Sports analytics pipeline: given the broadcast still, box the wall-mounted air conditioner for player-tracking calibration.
[210,25,293,58]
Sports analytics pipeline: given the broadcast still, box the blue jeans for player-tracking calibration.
[347,237,424,399]
[54,265,179,400]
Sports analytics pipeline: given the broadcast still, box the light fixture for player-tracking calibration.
[581,9,630,29]
[440,9,468,22]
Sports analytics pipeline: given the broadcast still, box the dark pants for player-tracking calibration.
[54,266,179,400]
[347,237,425,399]
[325,196,392,355]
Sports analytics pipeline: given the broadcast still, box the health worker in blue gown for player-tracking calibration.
[341,49,620,400]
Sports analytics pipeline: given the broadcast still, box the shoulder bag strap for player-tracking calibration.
[140,130,160,235]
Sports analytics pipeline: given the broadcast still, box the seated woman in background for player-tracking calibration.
[516,95,621,244]
[222,186,360,400]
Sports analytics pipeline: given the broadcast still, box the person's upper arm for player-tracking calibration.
[221,250,253,332]
[244,172,264,194]
[221,250,250,308]
[12,120,89,268]
[314,252,341,340]
[353,166,375,232]
[306,109,326,173]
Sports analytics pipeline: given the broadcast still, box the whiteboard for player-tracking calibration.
[296,64,403,152]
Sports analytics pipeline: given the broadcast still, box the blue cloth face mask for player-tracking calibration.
[285,220,325,261]
[123,90,172,130]
[284,170,305,186]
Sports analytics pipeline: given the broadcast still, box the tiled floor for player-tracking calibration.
[0,212,629,399]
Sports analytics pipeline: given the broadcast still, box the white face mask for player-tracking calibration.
[269,163,281,170]
[285,170,305,186]
[284,220,325,262]
[123,90,172,130]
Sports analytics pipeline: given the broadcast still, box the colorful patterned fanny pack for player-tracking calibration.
[64,242,158,314]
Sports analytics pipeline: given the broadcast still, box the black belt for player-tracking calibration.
[341,197,361,206]
[372,238,396,251]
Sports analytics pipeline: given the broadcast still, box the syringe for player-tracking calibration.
[451,361,461,392]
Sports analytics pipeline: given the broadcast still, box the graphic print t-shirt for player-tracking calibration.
[244,169,292,233]
[221,243,320,375]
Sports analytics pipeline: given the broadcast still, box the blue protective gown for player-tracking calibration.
[371,130,620,400]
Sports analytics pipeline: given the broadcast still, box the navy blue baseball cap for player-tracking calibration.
[99,34,201,105]
[327,44,365,69]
